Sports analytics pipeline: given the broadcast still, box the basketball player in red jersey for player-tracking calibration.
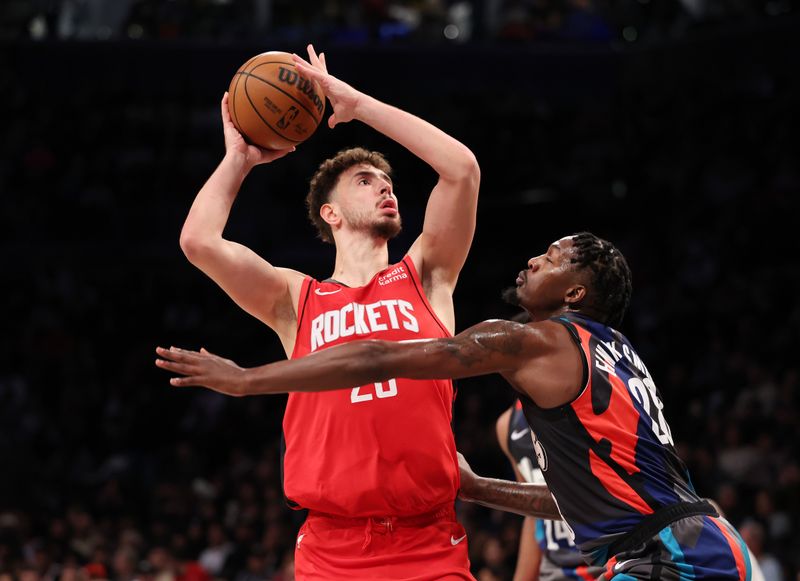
[159,233,754,580]
[177,44,480,579]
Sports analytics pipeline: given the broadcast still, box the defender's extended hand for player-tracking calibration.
[155,346,246,396]
[220,92,294,167]
[292,44,361,129]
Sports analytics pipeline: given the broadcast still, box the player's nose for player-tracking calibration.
[527,256,540,271]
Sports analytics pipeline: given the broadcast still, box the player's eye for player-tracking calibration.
[359,178,370,185]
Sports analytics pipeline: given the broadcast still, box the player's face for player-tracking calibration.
[332,163,402,240]
[513,237,587,316]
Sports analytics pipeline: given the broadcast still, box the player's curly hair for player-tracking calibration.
[306,147,392,244]
[569,232,632,327]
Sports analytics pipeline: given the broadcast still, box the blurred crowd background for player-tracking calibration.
[1,0,797,44]
[1,1,799,580]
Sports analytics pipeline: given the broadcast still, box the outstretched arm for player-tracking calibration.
[155,319,543,396]
[457,453,560,521]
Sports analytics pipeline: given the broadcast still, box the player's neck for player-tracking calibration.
[528,306,571,323]
[529,306,602,324]
[331,233,390,287]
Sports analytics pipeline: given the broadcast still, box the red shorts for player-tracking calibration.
[294,505,474,580]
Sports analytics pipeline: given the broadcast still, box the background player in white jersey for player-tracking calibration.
[176,44,479,579]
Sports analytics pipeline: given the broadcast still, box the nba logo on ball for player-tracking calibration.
[277,106,300,130]
[227,52,326,150]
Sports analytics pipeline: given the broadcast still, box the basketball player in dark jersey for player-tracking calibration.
[498,400,604,581]
[158,232,753,580]
[175,44,480,579]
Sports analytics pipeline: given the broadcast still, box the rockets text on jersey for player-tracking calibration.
[309,298,419,352]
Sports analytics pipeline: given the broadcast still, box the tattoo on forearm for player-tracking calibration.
[469,477,561,520]
[443,322,526,368]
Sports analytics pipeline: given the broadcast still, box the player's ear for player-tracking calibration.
[565,284,586,307]
[320,203,340,228]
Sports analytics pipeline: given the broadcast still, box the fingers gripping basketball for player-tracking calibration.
[227,52,326,150]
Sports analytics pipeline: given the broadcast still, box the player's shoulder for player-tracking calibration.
[454,319,557,367]
[483,318,570,350]
[529,318,582,348]
[480,319,581,373]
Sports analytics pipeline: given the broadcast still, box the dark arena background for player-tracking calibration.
[2,1,799,580]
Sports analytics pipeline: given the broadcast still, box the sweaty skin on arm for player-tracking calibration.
[156,319,581,404]
[496,407,543,581]
[158,319,542,393]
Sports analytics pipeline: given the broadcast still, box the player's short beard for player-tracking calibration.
[344,207,402,241]
[501,286,520,306]
[370,217,402,240]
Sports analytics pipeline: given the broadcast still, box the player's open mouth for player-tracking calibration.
[378,199,398,215]
[516,271,526,286]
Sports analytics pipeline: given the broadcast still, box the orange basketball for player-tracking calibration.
[227,52,326,150]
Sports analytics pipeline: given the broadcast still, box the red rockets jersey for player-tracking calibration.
[518,313,702,566]
[282,256,459,517]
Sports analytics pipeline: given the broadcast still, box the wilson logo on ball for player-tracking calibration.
[277,67,325,115]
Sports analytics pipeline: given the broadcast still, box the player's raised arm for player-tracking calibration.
[292,46,480,312]
[179,93,304,349]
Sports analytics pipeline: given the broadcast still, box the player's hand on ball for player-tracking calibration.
[292,44,359,129]
[220,92,294,167]
[156,346,246,396]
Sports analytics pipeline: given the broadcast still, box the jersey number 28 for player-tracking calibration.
[627,376,674,446]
